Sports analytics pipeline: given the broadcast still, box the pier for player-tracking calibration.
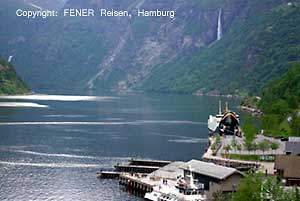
[114,159,171,174]
[97,171,120,179]
[119,173,154,193]
[97,159,172,180]
[118,161,185,193]
[128,159,171,167]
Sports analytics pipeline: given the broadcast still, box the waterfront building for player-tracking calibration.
[180,160,243,199]
[274,155,300,186]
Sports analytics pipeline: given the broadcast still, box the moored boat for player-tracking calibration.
[208,101,241,136]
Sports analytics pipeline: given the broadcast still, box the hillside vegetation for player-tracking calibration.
[141,2,300,95]
[0,56,29,94]
[1,0,297,94]
[259,63,300,137]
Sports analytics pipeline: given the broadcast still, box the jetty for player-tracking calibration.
[114,159,171,173]
[97,159,172,179]
[119,161,185,193]
[97,171,120,179]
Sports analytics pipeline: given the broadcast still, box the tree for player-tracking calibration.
[233,173,263,201]
[243,115,258,142]
[211,143,217,152]
[236,143,242,154]
[252,142,258,154]
[212,190,231,201]
[216,135,221,144]
[258,140,270,154]
[225,144,232,153]
[244,139,252,154]
[233,173,298,201]
[231,136,238,152]
[291,114,300,137]
[270,142,279,154]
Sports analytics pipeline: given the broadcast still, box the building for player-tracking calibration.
[274,155,300,186]
[180,160,243,199]
[285,137,300,155]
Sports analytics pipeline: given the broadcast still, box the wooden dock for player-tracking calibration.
[97,171,120,179]
[119,173,154,193]
[114,164,160,173]
[118,161,184,194]
[114,159,171,174]
[128,159,171,167]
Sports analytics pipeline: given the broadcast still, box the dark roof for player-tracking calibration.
[275,155,300,178]
[180,160,239,180]
[285,141,300,155]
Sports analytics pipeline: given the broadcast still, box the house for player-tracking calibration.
[285,137,300,155]
[274,155,300,186]
[180,160,243,199]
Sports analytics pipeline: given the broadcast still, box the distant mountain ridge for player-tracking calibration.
[0,0,299,95]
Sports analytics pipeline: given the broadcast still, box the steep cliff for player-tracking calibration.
[141,0,300,95]
[0,0,298,94]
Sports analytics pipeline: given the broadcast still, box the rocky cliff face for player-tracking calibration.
[0,0,297,94]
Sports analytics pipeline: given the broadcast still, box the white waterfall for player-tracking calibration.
[217,8,222,41]
[8,55,13,63]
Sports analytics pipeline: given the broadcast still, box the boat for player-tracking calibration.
[207,101,241,136]
[144,166,206,201]
[208,101,223,133]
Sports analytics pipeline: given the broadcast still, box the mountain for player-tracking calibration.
[0,56,29,94]
[0,0,299,94]
[141,1,300,95]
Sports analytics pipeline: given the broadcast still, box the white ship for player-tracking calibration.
[144,167,206,201]
[208,101,223,133]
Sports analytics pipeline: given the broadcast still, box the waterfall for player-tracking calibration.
[8,55,13,63]
[217,8,222,41]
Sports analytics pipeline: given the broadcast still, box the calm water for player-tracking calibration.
[0,92,239,200]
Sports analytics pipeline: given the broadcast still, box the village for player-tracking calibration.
[97,101,300,200]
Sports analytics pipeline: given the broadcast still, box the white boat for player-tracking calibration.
[144,166,206,201]
[207,101,223,133]
[208,114,223,133]
[144,182,206,201]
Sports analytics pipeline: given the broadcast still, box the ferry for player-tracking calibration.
[144,167,206,201]
[208,101,224,133]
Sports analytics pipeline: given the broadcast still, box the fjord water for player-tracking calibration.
[0,92,239,200]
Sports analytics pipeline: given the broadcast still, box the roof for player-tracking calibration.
[275,155,300,178]
[285,141,300,155]
[149,161,185,180]
[180,160,239,180]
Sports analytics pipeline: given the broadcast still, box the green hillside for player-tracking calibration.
[0,56,29,94]
[141,2,300,95]
[259,62,300,137]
